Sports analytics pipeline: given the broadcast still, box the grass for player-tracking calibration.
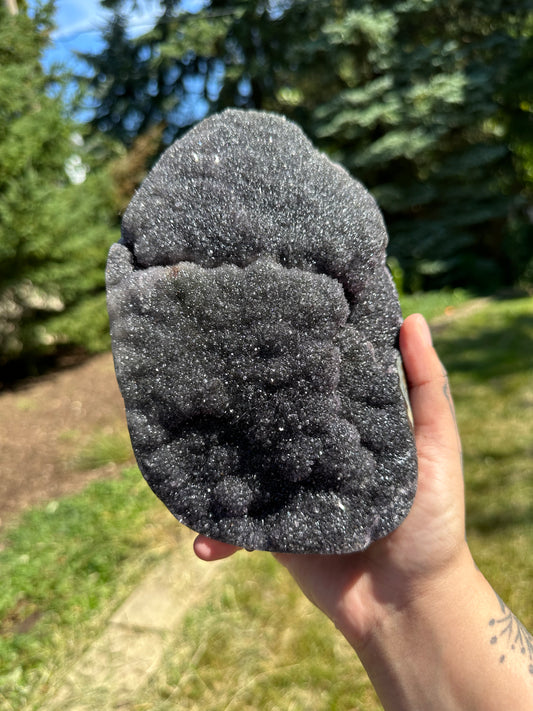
[433,295,533,618]
[400,287,472,320]
[143,554,379,711]
[73,428,133,470]
[0,468,175,709]
[0,291,531,710]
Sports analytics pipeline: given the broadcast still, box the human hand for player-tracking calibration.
[194,314,471,651]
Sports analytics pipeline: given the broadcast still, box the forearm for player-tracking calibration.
[346,549,533,710]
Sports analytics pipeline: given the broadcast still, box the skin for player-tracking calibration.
[193,313,533,709]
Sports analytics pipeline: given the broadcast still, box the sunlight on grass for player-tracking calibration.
[436,296,533,630]
[145,553,379,711]
[73,429,133,470]
[0,468,174,709]
[400,288,472,320]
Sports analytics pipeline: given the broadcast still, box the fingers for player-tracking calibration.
[193,534,241,561]
[399,314,460,456]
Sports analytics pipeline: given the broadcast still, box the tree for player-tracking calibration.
[80,0,344,147]
[315,1,533,290]
[0,1,118,380]
[82,0,533,291]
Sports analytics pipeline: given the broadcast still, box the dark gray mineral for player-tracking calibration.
[106,108,417,554]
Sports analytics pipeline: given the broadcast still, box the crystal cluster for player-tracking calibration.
[106,109,417,553]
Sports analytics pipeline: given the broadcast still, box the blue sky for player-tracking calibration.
[42,0,162,72]
[39,0,211,127]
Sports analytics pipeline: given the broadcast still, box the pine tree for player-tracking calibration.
[82,0,533,291]
[80,0,345,146]
[0,2,118,379]
[314,1,533,290]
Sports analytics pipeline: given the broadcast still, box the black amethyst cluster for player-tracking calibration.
[106,109,417,553]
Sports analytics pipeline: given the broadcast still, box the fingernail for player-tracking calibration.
[418,315,433,347]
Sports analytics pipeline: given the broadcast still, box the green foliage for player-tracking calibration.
[80,0,345,146]
[82,0,533,292]
[0,3,118,376]
[316,1,533,291]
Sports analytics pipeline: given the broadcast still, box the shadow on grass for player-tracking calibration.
[437,298,533,537]
[436,309,533,381]
[467,501,533,535]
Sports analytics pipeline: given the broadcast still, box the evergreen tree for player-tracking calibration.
[82,0,533,291]
[315,1,533,290]
[0,1,118,379]
[81,0,343,147]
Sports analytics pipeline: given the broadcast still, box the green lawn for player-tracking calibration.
[433,296,533,619]
[399,286,472,320]
[0,469,171,709]
[1,293,531,710]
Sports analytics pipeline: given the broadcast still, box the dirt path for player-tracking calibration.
[0,352,132,528]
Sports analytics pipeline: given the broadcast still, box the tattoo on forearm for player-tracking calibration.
[489,594,533,676]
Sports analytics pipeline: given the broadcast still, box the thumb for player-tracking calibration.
[399,314,461,461]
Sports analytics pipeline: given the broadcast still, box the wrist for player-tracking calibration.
[338,544,533,711]
[347,546,484,709]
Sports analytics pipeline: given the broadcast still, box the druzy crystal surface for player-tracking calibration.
[106,109,417,553]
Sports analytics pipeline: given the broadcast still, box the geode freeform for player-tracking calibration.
[106,109,417,554]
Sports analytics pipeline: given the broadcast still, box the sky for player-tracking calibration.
[41,0,163,72]
[34,0,210,131]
